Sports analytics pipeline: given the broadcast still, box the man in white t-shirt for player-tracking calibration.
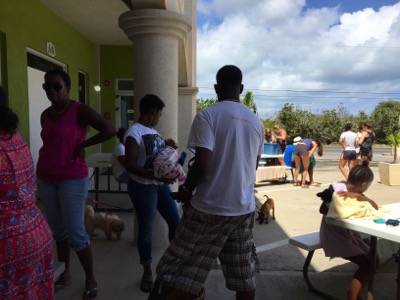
[149,65,264,300]
[339,123,358,180]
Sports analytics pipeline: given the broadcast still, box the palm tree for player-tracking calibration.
[387,132,400,163]
[241,91,258,115]
[197,91,258,114]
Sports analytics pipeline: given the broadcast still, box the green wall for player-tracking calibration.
[0,1,134,153]
[100,45,133,152]
[0,0,96,142]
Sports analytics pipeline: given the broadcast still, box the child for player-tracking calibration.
[111,128,130,183]
[153,138,186,181]
[318,161,378,300]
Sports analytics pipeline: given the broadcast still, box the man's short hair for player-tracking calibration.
[345,123,353,131]
[139,94,165,114]
[216,65,242,86]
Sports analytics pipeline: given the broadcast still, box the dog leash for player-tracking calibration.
[87,198,108,228]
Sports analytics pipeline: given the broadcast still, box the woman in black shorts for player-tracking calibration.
[293,138,320,188]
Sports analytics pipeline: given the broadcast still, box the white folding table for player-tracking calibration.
[326,203,400,300]
[86,153,133,212]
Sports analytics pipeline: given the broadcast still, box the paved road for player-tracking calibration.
[318,146,394,165]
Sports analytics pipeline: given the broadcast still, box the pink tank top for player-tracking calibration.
[36,101,88,182]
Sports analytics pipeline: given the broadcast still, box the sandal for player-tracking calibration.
[83,280,97,299]
[309,182,321,187]
[140,275,153,293]
[301,184,309,188]
[293,182,299,186]
[83,287,98,299]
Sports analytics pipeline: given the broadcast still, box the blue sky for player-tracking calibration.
[196,0,400,118]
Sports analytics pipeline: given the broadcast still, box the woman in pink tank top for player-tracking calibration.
[36,70,116,299]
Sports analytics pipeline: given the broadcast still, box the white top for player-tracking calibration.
[188,101,264,216]
[124,123,164,185]
[111,142,127,179]
[355,132,362,153]
[340,131,358,150]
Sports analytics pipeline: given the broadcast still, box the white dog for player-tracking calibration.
[84,205,125,240]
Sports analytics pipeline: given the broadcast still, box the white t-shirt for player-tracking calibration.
[188,101,264,216]
[124,123,165,185]
[340,131,357,151]
[111,142,126,179]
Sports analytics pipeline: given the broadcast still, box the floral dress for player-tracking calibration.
[0,132,54,300]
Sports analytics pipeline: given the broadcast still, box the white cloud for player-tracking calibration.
[196,0,400,119]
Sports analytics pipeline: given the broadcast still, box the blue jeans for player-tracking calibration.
[128,179,180,266]
[36,177,90,252]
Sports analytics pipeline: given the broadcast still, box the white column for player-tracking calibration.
[119,9,191,249]
[119,9,191,140]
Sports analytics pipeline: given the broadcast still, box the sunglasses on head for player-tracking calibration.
[42,83,64,91]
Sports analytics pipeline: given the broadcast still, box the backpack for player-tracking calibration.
[361,132,374,151]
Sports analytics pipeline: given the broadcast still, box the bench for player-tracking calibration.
[289,232,338,300]
[53,261,65,283]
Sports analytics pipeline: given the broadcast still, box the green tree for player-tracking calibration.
[370,100,400,143]
[196,98,217,112]
[276,103,316,142]
[387,132,400,163]
[196,91,258,114]
[240,91,258,114]
[317,108,345,144]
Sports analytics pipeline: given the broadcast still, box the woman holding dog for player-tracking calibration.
[36,70,116,299]
[124,94,180,293]
[0,86,54,299]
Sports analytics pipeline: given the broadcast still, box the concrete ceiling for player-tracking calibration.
[41,0,132,45]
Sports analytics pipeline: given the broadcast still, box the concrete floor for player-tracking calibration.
[52,157,399,300]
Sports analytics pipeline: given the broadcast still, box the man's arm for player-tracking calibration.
[182,147,212,190]
[174,147,212,203]
[256,155,261,170]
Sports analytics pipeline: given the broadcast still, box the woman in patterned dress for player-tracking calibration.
[0,86,54,299]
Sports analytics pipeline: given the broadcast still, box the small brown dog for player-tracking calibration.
[84,205,125,240]
[256,195,275,224]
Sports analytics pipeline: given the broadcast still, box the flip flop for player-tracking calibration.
[301,184,309,188]
[293,182,299,186]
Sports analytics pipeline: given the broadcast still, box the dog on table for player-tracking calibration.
[84,205,125,240]
[256,195,275,224]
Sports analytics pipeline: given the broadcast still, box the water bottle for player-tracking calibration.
[178,151,187,166]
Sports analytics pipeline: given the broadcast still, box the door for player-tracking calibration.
[115,79,134,129]
[27,49,66,170]
[120,95,134,129]
[27,67,48,170]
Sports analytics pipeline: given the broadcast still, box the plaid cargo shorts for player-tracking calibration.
[155,203,259,295]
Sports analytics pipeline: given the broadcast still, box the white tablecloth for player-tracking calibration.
[256,166,287,183]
